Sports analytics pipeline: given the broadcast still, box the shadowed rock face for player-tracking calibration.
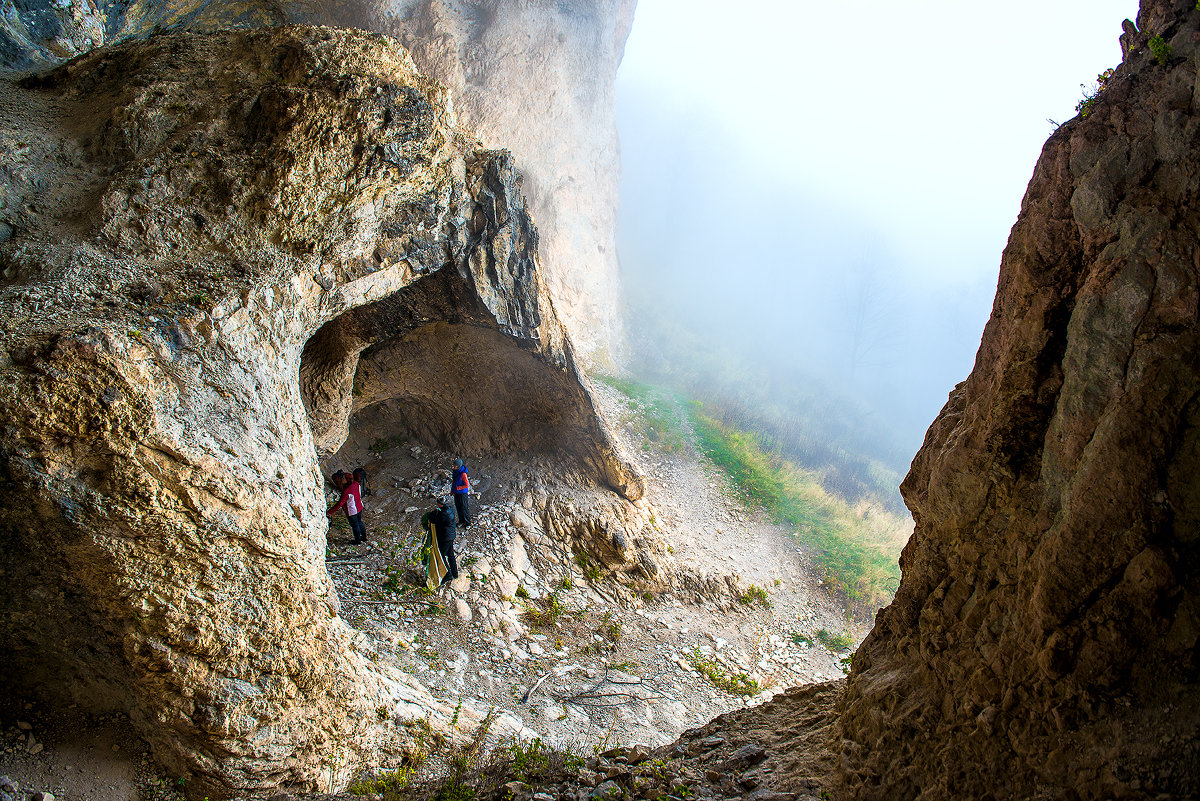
[0,26,637,796]
[835,1,1200,797]
[0,0,635,364]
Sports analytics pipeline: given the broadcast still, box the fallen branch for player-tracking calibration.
[521,671,553,703]
[556,669,665,709]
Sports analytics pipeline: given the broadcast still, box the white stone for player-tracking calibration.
[453,598,472,622]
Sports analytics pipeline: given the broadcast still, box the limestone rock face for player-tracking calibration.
[0,0,635,364]
[0,25,636,796]
[835,2,1200,798]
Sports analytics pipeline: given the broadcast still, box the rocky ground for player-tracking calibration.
[0,378,871,799]
[319,378,866,774]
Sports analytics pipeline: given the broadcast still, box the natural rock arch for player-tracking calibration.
[0,26,637,797]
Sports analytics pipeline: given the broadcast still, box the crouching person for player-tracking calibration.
[329,471,367,544]
[431,496,458,584]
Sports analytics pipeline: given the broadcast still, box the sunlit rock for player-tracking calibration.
[0,0,634,364]
[0,25,636,796]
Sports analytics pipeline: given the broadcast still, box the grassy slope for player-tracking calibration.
[597,373,907,617]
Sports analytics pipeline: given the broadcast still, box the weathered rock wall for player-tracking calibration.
[834,1,1200,798]
[0,26,635,796]
[0,0,634,365]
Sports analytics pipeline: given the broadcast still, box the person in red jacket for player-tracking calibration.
[328,471,367,544]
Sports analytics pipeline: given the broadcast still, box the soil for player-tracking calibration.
[0,379,872,798]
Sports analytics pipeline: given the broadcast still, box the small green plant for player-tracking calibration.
[1149,34,1172,65]
[382,567,403,594]
[815,628,855,651]
[376,705,389,721]
[666,545,675,554]
[369,436,404,454]
[688,648,761,696]
[450,698,463,729]
[738,584,771,609]
[1076,68,1114,118]
[515,585,530,600]
[609,660,636,673]
[560,575,573,590]
[839,654,854,674]
[773,578,781,587]
[522,594,567,630]
[575,551,602,582]
[671,783,694,799]
[642,591,654,602]
[790,631,814,647]
[507,737,550,782]
[348,766,415,795]
[430,780,475,801]
[598,612,622,643]
[421,600,445,616]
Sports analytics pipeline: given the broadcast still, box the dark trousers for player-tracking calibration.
[453,492,470,526]
[439,533,458,581]
[348,513,366,543]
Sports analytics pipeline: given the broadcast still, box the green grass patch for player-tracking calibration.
[815,628,856,652]
[688,648,762,696]
[593,373,689,453]
[521,594,567,631]
[689,408,903,615]
[738,584,771,609]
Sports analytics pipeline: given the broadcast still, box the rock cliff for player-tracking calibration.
[834,1,1200,797]
[0,0,634,364]
[0,25,637,796]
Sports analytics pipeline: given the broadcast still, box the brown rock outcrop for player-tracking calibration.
[835,1,1200,798]
[0,0,635,364]
[0,25,636,796]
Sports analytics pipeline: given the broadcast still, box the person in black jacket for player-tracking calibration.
[430,497,458,583]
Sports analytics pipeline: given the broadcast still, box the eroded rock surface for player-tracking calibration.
[835,2,1200,798]
[0,0,634,363]
[0,25,635,796]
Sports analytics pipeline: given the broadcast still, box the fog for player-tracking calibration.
[615,0,1139,466]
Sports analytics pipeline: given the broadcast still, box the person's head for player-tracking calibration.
[438,496,450,508]
[352,468,365,485]
[332,470,346,488]
[454,458,463,469]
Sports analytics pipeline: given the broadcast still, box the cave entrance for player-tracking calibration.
[298,267,603,517]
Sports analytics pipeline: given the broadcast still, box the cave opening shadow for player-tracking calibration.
[298,266,607,540]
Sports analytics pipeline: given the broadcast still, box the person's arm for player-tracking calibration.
[329,486,349,515]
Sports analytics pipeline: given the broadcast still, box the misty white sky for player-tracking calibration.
[614,0,1141,456]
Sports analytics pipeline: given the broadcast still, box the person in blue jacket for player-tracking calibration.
[451,457,471,527]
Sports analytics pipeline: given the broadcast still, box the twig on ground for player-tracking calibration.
[556,669,664,709]
[522,671,553,703]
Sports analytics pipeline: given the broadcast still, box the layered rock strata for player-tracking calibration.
[0,0,635,364]
[835,1,1200,797]
[0,26,636,796]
